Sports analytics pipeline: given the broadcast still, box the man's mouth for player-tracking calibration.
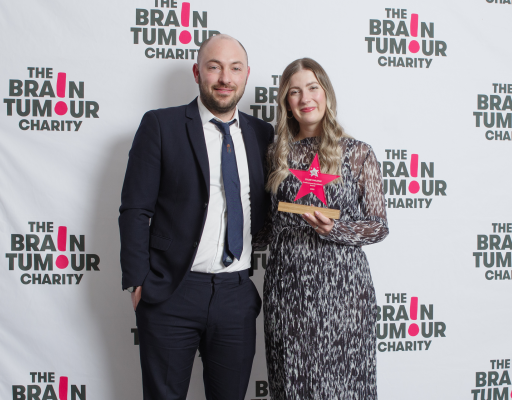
[214,86,235,95]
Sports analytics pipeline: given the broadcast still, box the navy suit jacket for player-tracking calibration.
[119,98,274,303]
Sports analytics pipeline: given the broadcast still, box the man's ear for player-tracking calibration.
[193,63,200,84]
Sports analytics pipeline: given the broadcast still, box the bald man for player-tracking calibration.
[119,34,274,400]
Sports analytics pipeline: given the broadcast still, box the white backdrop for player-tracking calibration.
[1,0,512,399]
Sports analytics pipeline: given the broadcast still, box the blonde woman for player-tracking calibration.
[253,58,389,399]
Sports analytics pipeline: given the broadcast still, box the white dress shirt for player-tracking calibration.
[191,97,252,273]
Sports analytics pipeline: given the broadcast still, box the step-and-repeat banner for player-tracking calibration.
[1,0,511,399]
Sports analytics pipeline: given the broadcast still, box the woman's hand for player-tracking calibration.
[303,211,334,236]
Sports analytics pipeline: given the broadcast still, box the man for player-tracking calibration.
[119,34,274,400]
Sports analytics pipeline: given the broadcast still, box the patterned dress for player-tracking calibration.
[254,137,389,400]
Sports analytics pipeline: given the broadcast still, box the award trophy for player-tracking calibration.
[278,153,341,219]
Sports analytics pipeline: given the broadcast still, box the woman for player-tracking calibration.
[254,58,389,399]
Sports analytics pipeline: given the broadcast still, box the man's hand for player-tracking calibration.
[131,286,142,311]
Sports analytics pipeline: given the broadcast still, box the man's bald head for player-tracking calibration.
[192,33,251,121]
[197,34,248,66]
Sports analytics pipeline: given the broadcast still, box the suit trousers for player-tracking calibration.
[136,269,262,400]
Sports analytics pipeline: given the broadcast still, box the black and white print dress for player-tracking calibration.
[254,137,389,400]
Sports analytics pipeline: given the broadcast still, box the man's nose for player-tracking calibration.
[218,69,231,85]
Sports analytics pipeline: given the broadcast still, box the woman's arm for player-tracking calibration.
[319,147,389,246]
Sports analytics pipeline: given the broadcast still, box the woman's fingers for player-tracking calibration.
[314,211,331,224]
[301,211,334,235]
[302,212,330,234]
[303,213,319,227]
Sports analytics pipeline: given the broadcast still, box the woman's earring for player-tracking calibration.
[287,111,294,119]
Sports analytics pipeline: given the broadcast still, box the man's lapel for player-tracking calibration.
[239,113,263,198]
[185,98,210,196]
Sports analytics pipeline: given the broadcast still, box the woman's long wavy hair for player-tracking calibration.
[266,58,351,193]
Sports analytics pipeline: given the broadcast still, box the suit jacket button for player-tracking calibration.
[203,202,208,209]
[193,242,198,247]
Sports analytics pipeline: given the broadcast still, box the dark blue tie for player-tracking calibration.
[210,118,244,266]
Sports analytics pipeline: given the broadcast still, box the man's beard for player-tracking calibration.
[198,73,245,115]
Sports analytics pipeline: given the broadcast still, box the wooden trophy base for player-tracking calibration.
[278,202,340,219]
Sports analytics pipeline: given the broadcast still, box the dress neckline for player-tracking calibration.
[292,136,320,145]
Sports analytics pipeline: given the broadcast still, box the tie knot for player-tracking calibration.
[210,118,236,136]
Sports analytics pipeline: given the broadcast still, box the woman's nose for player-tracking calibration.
[300,94,311,104]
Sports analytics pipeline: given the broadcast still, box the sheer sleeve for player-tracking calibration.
[321,146,389,246]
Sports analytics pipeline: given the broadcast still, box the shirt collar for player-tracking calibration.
[197,96,240,129]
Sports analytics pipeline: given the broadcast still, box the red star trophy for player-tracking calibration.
[278,153,341,219]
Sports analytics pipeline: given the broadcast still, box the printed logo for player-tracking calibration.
[365,8,448,68]
[131,328,140,345]
[471,359,511,399]
[249,75,279,125]
[486,0,511,4]
[252,245,268,275]
[377,293,447,352]
[130,1,219,60]
[473,223,512,281]
[5,221,100,285]
[3,68,99,132]
[252,380,269,400]
[473,83,512,141]
[380,149,447,209]
[13,372,86,400]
